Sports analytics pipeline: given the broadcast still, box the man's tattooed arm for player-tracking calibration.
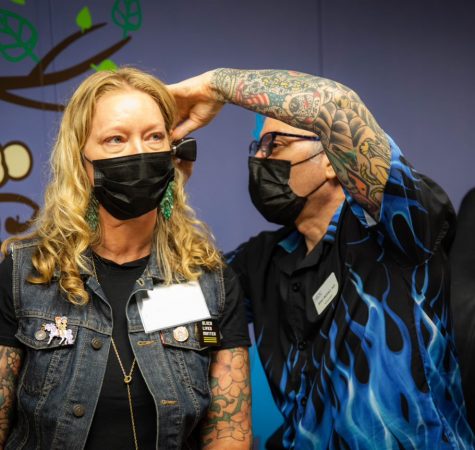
[201,347,252,449]
[0,346,22,448]
[211,69,391,218]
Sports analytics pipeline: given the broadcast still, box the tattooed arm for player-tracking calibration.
[201,347,252,449]
[169,69,390,218]
[0,346,22,448]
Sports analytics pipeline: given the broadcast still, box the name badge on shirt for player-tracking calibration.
[312,272,339,315]
[137,281,211,333]
[196,320,221,347]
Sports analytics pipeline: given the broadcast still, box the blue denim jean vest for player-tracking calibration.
[6,239,225,450]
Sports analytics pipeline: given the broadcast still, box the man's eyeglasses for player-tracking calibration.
[249,131,321,158]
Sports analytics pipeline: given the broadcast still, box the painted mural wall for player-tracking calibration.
[1,0,474,447]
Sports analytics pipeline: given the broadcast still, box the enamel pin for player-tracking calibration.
[38,316,75,345]
[196,320,221,347]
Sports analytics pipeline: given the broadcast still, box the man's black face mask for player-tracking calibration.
[248,152,325,226]
[248,157,307,226]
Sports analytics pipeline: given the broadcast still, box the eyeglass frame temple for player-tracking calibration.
[249,131,321,157]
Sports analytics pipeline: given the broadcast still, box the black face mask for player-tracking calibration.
[85,152,174,220]
[248,154,325,226]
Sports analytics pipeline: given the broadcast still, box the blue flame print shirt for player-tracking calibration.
[229,136,474,449]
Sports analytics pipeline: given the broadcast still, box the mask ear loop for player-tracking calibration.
[82,153,94,165]
[81,153,99,231]
[291,148,324,167]
[290,149,326,198]
[302,177,326,199]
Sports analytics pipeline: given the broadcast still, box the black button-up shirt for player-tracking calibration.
[229,138,474,449]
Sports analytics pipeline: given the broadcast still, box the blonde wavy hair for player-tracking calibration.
[2,67,223,305]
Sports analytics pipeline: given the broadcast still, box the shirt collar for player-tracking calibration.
[277,201,344,253]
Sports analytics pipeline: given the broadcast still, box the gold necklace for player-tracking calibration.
[91,254,139,450]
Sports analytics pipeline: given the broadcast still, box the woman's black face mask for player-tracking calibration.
[84,152,175,220]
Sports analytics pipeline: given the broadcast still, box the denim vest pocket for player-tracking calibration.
[15,316,78,395]
[160,322,211,395]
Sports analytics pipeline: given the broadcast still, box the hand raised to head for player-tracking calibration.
[168,70,224,141]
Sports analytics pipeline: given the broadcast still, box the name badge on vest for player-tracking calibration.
[137,281,211,333]
[196,320,221,347]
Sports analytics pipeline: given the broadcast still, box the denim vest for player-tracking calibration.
[6,239,225,450]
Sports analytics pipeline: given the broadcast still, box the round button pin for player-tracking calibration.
[173,326,189,342]
[35,329,47,341]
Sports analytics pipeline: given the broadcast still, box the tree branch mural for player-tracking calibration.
[0,1,142,242]
[0,1,142,110]
[0,141,38,235]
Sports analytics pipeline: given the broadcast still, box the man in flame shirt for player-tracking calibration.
[169,68,474,449]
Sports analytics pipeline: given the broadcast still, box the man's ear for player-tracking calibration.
[322,154,338,180]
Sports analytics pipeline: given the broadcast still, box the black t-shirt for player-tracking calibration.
[450,187,475,431]
[0,253,250,449]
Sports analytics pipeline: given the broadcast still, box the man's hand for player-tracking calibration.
[168,70,225,141]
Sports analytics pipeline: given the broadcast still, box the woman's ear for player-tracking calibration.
[175,159,194,182]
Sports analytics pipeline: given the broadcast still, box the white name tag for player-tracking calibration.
[137,281,211,333]
[312,272,339,315]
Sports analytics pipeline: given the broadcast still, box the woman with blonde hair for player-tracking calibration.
[0,67,252,449]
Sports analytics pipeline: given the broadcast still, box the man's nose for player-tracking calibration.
[255,149,267,159]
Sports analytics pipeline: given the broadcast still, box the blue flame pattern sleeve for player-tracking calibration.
[342,135,455,265]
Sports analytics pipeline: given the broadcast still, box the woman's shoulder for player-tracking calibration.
[5,235,41,255]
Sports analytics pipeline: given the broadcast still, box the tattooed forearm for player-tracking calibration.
[0,346,22,447]
[201,347,252,449]
[211,69,390,217]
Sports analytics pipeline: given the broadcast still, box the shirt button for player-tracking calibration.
[292,282,301,292]
[301,396,308,407]
[298,341,307,351]
[72,404,85,417]
[91,338,103,350]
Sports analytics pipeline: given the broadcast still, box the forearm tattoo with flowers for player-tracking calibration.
[211,69,391,218]
[0,346,22,446]
[201,347,252,448]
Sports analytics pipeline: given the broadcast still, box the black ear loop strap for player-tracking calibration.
[291,148,324,167]
[291,149,326,197]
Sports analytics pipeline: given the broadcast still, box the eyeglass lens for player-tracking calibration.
[249,132,320,158]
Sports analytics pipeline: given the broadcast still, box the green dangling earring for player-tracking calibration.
[86,192,99,231]
[160,180,175,221]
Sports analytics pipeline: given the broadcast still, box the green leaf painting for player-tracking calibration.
[76,6,92,33]
[91,59,117,72]
[9,0,26,5]
[111,0,142,39]
[0,9,39,63]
